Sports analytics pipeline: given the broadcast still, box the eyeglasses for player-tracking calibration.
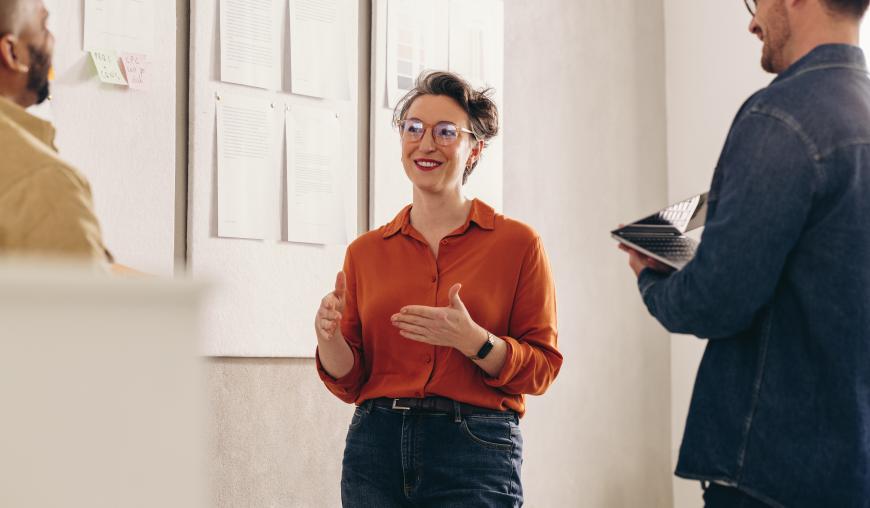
[396,118,478,146]
[744,0,756,16]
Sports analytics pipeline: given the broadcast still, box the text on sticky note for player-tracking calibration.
[120,53,150,90]
[90,50,128,86]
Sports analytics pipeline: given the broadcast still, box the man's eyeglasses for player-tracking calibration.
[396,118,478,146]
[744,0,757,16]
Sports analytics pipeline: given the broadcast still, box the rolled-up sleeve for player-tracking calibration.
[315,249,367,402]
[485,236,562,395]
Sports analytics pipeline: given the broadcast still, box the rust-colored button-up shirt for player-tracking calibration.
[316,199,561,416]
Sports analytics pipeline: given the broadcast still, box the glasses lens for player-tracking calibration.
[433,122,459,146]
[400,119,425,141]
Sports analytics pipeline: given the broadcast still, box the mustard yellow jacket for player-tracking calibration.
[0,96,109,264]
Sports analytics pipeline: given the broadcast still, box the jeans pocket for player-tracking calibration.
[459,416,514,451]
[348,406,366,430]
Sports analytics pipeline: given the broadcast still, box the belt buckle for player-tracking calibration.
[391,398,411,411]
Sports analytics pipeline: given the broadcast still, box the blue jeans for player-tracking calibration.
[341,401,523,507]
[703,482,773,508]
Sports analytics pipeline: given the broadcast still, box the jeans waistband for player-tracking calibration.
[366,396,514,418]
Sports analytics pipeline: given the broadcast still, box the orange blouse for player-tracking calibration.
[316,199,561,416]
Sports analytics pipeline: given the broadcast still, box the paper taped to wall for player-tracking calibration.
[216,93,275,240]
[83,0,155,55]
[285,105,347,245]
[219,0,282,90]
[288,0,352,100]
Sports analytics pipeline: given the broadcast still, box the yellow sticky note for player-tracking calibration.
[89,50,128,86]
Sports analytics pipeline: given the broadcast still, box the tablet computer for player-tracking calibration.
[611,193,708,270]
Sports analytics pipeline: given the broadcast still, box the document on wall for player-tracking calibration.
[83,0,155,55]
[288,0,351,100]
[385,0,448,108]
[285,106,347,245]
[216,94,274,240]
[220,0,282,90]
[447,0,503,89]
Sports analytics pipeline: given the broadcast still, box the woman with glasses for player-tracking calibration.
[314,71,561,507]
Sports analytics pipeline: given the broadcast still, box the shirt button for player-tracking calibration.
[431,275,437,283]
[424,354,431,364]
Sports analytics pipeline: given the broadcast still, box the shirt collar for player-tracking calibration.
[0,95,57,150]
[382,198,496,238]
[773,44,867,85]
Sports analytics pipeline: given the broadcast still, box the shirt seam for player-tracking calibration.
[775,62,867,85]
[734,306,774,482]
[742,108,826,189]
[816,138,870,160]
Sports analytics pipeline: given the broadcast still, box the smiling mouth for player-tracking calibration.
[414,159,443,172]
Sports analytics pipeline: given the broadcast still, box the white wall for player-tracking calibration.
[187,0,361,357]
[40,0,182,276]
[504,1,672,505]
[32,1,766,505]
[210,1,677,506]
[663,2,770,506]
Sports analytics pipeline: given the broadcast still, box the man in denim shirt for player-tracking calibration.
[621,1,870,507]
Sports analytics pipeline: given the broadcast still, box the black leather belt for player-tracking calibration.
[367,396,512,417]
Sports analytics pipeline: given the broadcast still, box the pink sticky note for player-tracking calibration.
[120,53,150,91]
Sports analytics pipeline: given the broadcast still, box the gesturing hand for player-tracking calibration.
[315,271,347,342]
[391,283,487,357]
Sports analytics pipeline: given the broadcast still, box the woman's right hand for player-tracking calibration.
[315,271,346,342]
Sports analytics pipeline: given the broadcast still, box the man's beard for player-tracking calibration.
[761,1,792,74]
[26,44,51,105]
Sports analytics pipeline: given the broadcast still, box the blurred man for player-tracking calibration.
[0,0,111,264]
[621,0,870,506]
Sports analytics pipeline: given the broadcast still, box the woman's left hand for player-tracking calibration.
[391,283,487,357]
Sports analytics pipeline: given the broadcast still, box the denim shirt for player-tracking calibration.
[638,45,870,508]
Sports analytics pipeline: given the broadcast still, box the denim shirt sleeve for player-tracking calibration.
[639,110,819,338]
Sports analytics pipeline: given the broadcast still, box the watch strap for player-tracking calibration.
[468,332,495,361]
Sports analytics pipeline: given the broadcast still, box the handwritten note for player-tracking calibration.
[90,50,128,86]
[120,53,150,90]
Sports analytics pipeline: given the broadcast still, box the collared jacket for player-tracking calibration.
[0,96,109,263]
[639,45,870,507]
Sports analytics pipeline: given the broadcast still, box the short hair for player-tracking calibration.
[822,0,870,18]
[393,71,499,184]
[0,0,29,35]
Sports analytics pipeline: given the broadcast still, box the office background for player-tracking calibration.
[32,0,817,506]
